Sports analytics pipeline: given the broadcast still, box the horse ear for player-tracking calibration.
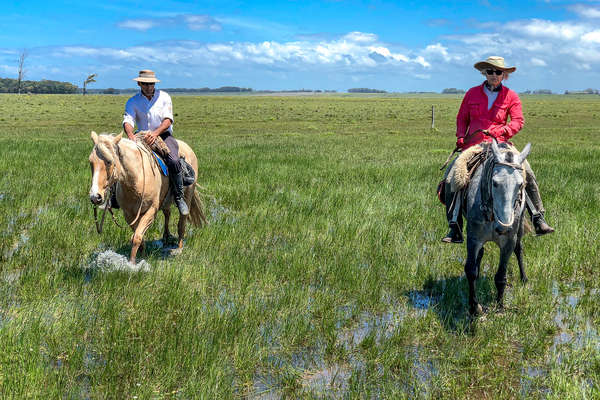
[491,139,502,160]
[91,131,98,144]
[518,143,531,165]
[114,132,123,144]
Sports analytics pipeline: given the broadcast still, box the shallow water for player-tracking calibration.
[208,198,236,224]
[87,250,150,273]
[3,231,30,260]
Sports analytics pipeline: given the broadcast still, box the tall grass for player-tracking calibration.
[0,93,598,398]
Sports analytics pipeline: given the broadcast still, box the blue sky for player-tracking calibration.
[2,0,600,92]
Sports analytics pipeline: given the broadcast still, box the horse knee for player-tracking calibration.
[131,233,143,247]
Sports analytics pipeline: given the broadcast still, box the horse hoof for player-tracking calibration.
[470,303,483,316]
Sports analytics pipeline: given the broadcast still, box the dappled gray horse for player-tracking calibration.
[463,140,531,315]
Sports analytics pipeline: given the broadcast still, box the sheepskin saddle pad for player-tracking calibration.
[446,142,524,192]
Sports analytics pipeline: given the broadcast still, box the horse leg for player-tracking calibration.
[162,208,172,244]
[495,244,515,309]
[514,238,527,283]
[475,247,485,280]
[177,214,188,249]
[465,237,484,315]
[130,209,157,264]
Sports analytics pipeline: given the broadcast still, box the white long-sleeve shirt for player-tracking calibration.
[123,90,174,133]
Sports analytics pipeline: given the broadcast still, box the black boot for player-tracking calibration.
[442,189,464,243]
[532,213,554,235]
[170,170,189,216]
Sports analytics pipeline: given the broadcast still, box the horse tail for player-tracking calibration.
[189,185,208,227]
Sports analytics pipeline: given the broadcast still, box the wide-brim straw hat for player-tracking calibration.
[133,70,160,83]
[474,56,516,73]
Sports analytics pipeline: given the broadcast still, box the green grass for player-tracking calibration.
[0,93,599,398]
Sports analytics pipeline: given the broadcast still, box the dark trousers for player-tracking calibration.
[160,132,181,173]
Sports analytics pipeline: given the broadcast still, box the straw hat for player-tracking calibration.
[474,56,516,73]
[133,70,160,83]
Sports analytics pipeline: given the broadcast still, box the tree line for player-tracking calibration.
[0,77,78,94]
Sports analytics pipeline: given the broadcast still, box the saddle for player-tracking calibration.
[135,132,196,186]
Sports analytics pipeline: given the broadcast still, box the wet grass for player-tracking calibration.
[0,93,599,398]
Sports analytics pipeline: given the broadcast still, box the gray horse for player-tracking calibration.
[462,140,531,315]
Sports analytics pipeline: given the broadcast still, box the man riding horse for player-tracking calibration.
[442,56,555,243]
[122,70,189,216]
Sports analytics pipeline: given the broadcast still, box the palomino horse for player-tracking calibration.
[88,132,206,263]
[462,140,531,315]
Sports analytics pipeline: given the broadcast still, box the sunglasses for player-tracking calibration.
[140,82,155,86]
[486,69,503,76]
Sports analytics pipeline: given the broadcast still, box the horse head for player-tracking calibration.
[89,131,123,205]
[489,140,531,234]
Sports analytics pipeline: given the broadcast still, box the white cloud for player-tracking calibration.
[117,19,157,31]
[505,19,586,40]
[570,4,600,19]
[530,58,547,66]
[581,30,600,43]
[117,14,221,32]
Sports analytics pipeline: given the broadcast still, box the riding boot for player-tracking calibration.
[169,169,189,216]
[524,165,555,235]
[442,190,464,243]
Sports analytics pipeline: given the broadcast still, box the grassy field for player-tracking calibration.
[0,93,599,399]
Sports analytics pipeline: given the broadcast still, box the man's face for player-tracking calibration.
[138,82,155,97]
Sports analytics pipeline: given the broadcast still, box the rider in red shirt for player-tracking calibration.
[442,56,555,243]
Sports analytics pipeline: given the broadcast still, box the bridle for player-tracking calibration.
[91,139,150,234]
[481,154,526,226]
[92,145,125,233]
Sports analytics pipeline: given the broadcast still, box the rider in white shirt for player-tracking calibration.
[122,70,189,216]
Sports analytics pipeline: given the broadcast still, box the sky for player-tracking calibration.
[2,0,600,92]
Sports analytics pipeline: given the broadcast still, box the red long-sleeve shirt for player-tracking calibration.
[456,82,524,150]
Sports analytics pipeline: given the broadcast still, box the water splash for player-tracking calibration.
[87,250,150,273]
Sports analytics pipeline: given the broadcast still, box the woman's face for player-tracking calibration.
[485,68,504,88]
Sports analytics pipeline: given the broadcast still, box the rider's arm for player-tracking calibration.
[123,98,137,140]
[488,92,524,140]
[456,93,471,148]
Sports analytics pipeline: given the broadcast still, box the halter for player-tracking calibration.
[480,153,526,225]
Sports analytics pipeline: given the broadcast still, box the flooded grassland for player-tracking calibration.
[0,94,599,398]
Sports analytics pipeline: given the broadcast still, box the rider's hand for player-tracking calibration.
[145,131,158,146]
[456,137,464,149]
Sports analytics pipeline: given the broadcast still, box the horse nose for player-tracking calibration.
[90,193,103,205]
[495,224,508,235]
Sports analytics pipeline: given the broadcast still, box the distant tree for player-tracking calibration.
[103,88,119,94]
[441,88,465,94]
[533,89,552,95]
[17,50,27,94]
[348,88,387,93]
[83,73,97,95]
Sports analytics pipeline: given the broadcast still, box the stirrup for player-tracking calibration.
[442,222,463,243]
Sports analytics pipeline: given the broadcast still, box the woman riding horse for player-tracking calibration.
[442,56,555,243]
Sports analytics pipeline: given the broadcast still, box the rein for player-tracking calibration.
[92,152,125,233]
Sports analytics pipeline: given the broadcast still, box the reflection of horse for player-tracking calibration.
[88,132,207,263]
[462,141,531,315]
